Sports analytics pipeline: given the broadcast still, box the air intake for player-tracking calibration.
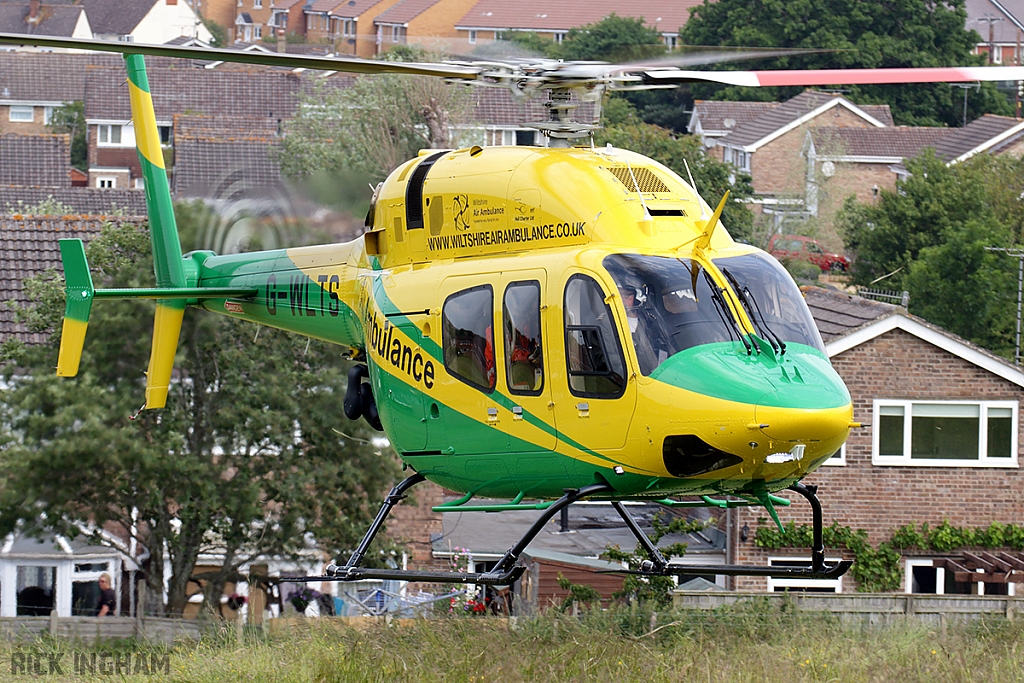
[663,435,743,477]
[603,166,672,193]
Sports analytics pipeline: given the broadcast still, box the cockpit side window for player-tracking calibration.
[503,281,544,395]
[563,274,626,398]
[442,285,496,393]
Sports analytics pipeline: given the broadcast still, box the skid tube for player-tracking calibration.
[281,476,614,586]
[603,483,852,581]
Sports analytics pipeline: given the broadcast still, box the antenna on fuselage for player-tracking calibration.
[683,158,709,221]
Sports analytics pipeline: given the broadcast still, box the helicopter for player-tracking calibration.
[4,32,1022,587]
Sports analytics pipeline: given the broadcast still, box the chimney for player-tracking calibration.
[28,0,40,23]
[277,28,285,53]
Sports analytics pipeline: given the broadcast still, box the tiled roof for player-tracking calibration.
[0,217,136,344]
[0,134,69,187]
[931,114,1024,162]
[0,186,147,215]
[376,0,442,24]
[808,126,952,159]
[0,4,85,37]
[719,91,894,149]
[172,115,282,198]
[802,286,898,342]
[79,0,157,36]
[471,86,596,126]
[85,67,310,121]
[275,0,305,8]
[324,0,386,18]
[965,0,1024,43]
[455,0,697,34]
[689,100,780,135]
[308,0,345,12]
[0,51,181,104]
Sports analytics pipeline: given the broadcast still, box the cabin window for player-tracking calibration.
[503,281,543,395]
[563,274,626,398]
[443,285,496,393]
[872,400,1017,467]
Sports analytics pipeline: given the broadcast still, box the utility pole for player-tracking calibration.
[986,247,1024,365]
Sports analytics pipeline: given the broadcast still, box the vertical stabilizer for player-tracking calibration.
[125,53,186,409]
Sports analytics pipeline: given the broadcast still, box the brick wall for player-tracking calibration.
[0,105,51,135]
[732,327,1024,591]
[750,106,879,195]
[387,481,446,571]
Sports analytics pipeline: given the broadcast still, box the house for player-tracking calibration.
[373,0,479,55]
[930,113,1024,163]
[79,0,212,44]
[84,66,307,188]
[0,51,121,135]
[454,0,698,52]
[172,114,283,198]
[966,0,1024,65]
[705,91,895,225]
[0,1,92,44]
[687,100,781,159]
[304,0,403,57]
[231,0,305,44]
[731,287,1024,595]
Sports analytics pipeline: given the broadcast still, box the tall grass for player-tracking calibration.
[1,601,1023,682]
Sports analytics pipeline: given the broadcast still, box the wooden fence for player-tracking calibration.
[673,591,1020,626]
[0,614,201,645]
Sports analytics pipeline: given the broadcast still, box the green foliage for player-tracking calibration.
[756,519,1024,592]
[3,196,75,216]
[594,122,755,242]
[0,218,399,616]
[780,257,821,285]
[838,151,1020,357]
[555,573,602,612]
[494,31,559,58]
[559,14,664,63]
[680,0,1011,126]
[46,101,86,171]
[201,17,228,48]
[601,513,710,607]
[277,57,471,181]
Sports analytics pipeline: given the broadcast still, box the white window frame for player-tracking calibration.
[905,558,1014,596]
[871,399,1019,467]
[254,0,262,7]
[43,106,54,125]
[822,442,846,466]
[254,25,262,39]
[96,176,116,189]
[9,105,33,122]
[97,124,124,146]
[468,29,477,44]
[766,557,843,593]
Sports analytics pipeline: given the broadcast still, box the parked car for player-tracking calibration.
[767,234,850,272]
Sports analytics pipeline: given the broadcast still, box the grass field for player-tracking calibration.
[1,600,1023,682]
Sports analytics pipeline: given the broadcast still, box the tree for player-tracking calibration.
[277,48,472,182]
[201,17,228,48]
[559,14,664,63]
[838,152,1020,356]
[680,0,1011,126]
[594,121,756,242]
[0,211,400,616]
[47,101,86,171]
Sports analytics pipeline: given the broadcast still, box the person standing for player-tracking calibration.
[97,573,116,617]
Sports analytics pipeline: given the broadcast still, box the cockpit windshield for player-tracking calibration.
[603,254,744,375]
[713,252,826,354]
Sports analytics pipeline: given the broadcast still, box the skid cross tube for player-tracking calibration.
[287,479,616,585]
[604,484,851,581]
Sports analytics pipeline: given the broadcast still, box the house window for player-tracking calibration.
[443,285,496,393]
[822,443,846,466]
[254,0,262,7]
[72,561,112,616]
[9,105,33,122]
[766,558,843,593]
[468,30,477,44]
[872,400,1018,466]
[553,32,565,44]
[16,565,56,616]
[97,124,122,145]
[254,25,262,39]
[392,25,406,44]
[43,106,54,124]
[97,177,116,189]
[159,125,171,145]
[905,558,1009,595]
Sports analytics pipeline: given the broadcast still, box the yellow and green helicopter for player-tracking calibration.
[3,32,1018,586]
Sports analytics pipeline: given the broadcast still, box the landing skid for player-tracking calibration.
[280,477,851,586]
[603,483,851,581]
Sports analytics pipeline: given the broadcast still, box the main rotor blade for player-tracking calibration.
[0,32,481,79]
[645,66,1024,87]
